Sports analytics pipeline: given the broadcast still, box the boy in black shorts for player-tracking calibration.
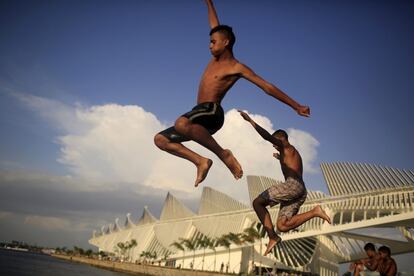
[154,0,310,187]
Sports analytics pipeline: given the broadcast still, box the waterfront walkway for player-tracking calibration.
[53,255,232,276]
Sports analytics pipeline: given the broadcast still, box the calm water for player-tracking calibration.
[0,248,130,276]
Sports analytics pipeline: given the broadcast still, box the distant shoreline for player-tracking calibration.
[0,247,48,256]
[2,246,29,252]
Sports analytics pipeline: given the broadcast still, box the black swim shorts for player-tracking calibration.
[158,102,224,143]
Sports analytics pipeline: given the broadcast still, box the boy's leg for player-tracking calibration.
[154,133,212,187]
[174,116,242,179]
[252,196,281,256]
[276,205,331,232]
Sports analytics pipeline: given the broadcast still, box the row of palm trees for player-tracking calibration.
[114,240,170,264]
[110,223,267,273]
[55,246,94,257]
[114,239,137,261]
[170,222,265,272]
[139,250,157,263]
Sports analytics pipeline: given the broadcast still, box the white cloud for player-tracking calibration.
[57,104,164,185]
[14,94,320,203]
[286,128,320,173]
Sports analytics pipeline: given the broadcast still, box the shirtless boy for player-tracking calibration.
[352,243,381,276]
[154,0,310,187]
[377,246,397,276]
[239,110,331,255]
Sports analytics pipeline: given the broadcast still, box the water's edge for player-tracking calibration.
[52,255,229,276]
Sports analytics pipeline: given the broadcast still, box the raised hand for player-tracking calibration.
[296,105,310,117]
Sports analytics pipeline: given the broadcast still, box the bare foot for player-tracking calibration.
[264,235,281,256]
[195,159,213,187]
[221,149,243,179]
[314,205,331,224]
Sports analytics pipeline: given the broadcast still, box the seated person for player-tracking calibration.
[377,246,397,276]
[344,243,380,276]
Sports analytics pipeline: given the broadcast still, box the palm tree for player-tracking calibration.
[162,250,172,266]
[216,234,231,272]
[140,250,152,263]
[73,246,80,256]
[85,249,93,257]
[256,222,266,275]
[180,238,196,270]
[206,237,217,271]
[242,223,261,274]
[197,236,210,270]
[117,242,127,260]
[126,239,137,261]
[226,232,243,273]
[151,251,158,264]
[170,241,185,268]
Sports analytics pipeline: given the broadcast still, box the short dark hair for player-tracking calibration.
[272,129,288,140]
[209,25,236,49]
[378,246,391,255]
[364,243,376,252]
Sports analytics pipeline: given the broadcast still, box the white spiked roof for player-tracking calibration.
[106,224,113,234]
[198,186,248,215]
[321,162,414,196]
[247,175,283,204]
[159,192,195,221]
[124,213,136,229]
[137,206,158,225]
[112,218,122,232]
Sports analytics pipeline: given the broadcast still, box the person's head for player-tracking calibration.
[272,129,288,141]
[364,243,376,257]
[209,25,236,56]
[378,246,391,259]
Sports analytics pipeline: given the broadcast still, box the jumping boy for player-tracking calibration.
[239,110,331,255]
[154,0,310,187]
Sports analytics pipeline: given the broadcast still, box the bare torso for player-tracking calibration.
[197,58,240,104]
[378,258,397,276]
[278,145,303,181]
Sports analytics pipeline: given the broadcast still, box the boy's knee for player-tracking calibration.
[276,218,289,232]
[154,134,168,150]
[174,117,189,134]
[252,196,266,210]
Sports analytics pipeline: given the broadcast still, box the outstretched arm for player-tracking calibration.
[238,110,282,147]
[237,63,310,117]
[205,0,220,29]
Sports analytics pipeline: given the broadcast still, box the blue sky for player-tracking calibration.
[1,0,413,175]
[0,0,413,268]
